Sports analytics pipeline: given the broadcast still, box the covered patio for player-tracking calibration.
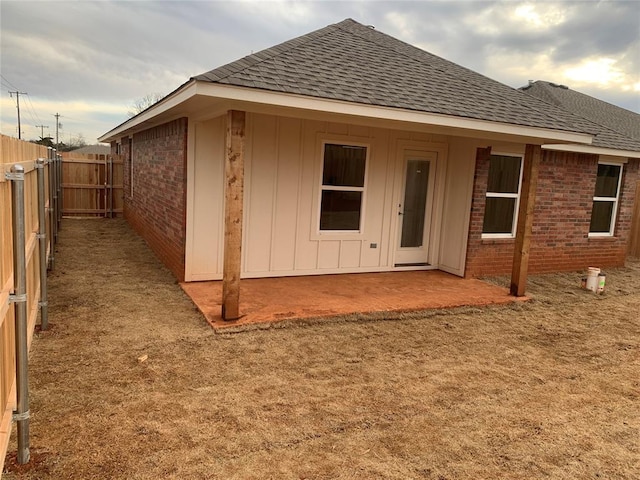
[180,270,524,330]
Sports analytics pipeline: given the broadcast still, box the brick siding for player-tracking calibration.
[112,118,188,281]
[465,148,640,277]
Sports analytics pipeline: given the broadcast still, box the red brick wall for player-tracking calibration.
[465,149,639,277]
[114,118,188,281]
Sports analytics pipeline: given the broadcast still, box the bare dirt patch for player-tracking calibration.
[3,218,639,479]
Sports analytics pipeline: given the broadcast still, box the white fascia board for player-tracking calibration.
[99,81,596,145]
[98,81,198,142]
[542,143,640,159]
[195,83,594,145]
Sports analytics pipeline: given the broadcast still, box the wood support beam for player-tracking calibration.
[222,110,245,320]
[510,144,541,297]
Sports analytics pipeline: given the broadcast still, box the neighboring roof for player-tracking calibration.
[521,81,640,152]
[194,18,595,136]
[70,144,111,155]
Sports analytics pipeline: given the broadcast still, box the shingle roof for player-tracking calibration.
[70,144,111,155]
[521,81,640,151]
[195,19,601,137]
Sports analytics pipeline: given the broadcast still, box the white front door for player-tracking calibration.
[395,151,437,265]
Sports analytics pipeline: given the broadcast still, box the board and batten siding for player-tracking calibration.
[185,112,477,281]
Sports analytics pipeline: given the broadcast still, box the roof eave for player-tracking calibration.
[195,83,593,145]
[98,80,198,143]
[99,81,595,145]
[542,143,640,159]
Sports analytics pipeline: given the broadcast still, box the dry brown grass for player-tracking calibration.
[3,219,639,479]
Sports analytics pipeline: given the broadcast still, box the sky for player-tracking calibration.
[1,0,638,145]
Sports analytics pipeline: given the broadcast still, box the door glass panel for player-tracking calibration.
[401,160,430,248]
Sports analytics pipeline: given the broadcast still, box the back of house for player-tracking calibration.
[99,19,640,284]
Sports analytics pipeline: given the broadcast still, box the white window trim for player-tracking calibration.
[316,141,370,236]
[588,160,624,237]
[482,153,524,239]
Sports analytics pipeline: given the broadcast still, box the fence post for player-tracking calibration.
[57,153,63,229]
[109,156,114,218]
[51,150,59,244]
[6,164,31,464]
[36,159,49,330]
[47,148,56,269]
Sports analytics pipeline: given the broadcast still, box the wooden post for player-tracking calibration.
[222,110,245,320]
[510,144,541,296]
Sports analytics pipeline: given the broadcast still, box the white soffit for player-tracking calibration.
[543,143,640,159]
[197,84,593,145]
[98,81,198,142]
[100,81,594,145]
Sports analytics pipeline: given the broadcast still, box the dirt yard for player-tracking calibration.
[3,219,639,479]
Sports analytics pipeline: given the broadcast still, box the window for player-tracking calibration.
[482,153,523,237]
[319,143,367,231]
[589,162,623,236]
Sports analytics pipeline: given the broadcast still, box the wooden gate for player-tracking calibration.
[61,153,123,217]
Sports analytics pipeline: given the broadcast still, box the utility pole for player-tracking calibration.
[9,91,27,139]
[53,113,61,149]
[36,124,49,141]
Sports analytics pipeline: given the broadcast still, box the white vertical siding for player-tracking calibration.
[270,117,302,271]
[186,112,478,280]
[245,115,277,272]
[188,117,225,281]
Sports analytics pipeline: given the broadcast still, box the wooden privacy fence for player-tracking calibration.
[0,135,58,470]
[61,152,123,217]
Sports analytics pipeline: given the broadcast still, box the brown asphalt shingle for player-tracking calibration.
[194,19,604,137]
[521,81,640,151]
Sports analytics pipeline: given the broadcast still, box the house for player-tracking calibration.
[519,80,640,258]
[68,144,111,156]
[99,19,640,319]
[520,81,640,143]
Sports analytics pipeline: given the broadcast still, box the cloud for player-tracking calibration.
[1,0,638,143]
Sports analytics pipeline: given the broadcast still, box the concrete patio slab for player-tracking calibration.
[181,270,523,330]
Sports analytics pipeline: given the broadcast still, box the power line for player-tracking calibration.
[24,93,43,126]
[1,74,19,91]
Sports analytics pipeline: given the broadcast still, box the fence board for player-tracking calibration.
[0,134,50,473]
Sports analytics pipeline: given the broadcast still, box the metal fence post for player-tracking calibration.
[36,158,49,330]
[6,164,31,464]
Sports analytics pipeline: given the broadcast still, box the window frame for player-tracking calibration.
[481,152,524,239]
[588,160,624,237]
[316,140,369,235]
